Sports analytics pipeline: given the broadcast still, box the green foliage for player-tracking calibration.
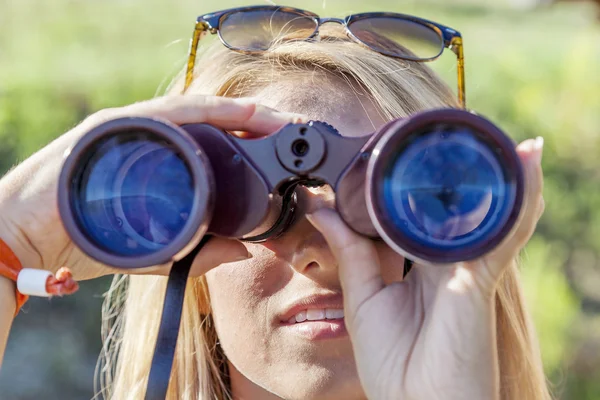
[520,238,579,373]
[1,0,599,398]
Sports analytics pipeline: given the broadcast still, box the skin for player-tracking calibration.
[207,77,545,400]
[0,77,544,399]
[207,78,389,400]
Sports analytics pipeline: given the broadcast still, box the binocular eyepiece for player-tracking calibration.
[58,108,523,268]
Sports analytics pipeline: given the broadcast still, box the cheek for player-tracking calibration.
[205,246,285,323]
[204,245,290,359]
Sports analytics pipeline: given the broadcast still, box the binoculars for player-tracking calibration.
[58,108,523,268]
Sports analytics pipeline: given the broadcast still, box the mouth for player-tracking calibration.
[280,318,347,340]
[285,307,344,324]
[279,299,348,340]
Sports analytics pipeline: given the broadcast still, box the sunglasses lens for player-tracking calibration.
[348,17,443,60]
[220,10,317,51]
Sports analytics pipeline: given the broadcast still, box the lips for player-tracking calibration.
[278,292,348,340]
[280,319,347,340]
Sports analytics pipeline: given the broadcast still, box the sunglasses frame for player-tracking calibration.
[184,5,465,108]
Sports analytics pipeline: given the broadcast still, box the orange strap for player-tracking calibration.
[0,238,78,317]
[0,239,29,316]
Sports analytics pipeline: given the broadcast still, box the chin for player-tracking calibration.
[232,359,366,400]
[269,377,364,400]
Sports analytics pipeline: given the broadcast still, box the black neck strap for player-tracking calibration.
[403,258,413,278]
[144,235,212,400]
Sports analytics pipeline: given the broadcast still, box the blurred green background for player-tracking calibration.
[0,0,599,398]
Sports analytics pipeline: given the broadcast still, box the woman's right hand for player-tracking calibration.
[0,95,304,280]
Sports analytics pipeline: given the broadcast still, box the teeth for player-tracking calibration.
[325,308,344,319]
[295,310,307,323]
[288,308,344,323]
[306,309,325,321]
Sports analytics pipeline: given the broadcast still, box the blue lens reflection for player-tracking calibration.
[71,132,194,257]
[383,126,513,251]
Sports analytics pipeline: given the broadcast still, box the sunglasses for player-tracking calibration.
[183,5,466,107]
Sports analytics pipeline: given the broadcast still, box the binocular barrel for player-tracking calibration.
[58,109,523,268]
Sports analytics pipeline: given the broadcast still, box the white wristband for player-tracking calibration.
[16,268,53,297]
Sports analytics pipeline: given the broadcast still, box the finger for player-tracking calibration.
[132,237,250,277]
[188,237,251,277]
[306,208,385,318]
[111,95,307,135]
[481,137,544,270]
[509,136,544,247]
[228,101,299,139]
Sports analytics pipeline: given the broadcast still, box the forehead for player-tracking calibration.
[251,74,387,137]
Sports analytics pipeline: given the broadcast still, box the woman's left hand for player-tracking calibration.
[307,137,544,400]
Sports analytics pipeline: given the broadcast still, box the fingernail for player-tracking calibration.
[533,136,544,164]
[278,112,308,123]
[235,251,253,262]
[232,98,308,123]
[534,136,544,149]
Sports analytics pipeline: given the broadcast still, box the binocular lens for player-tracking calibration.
[383,126,512,253]
[69,131,195,257]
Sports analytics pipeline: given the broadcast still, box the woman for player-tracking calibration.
[0,7,549,400]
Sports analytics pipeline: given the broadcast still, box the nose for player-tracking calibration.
[261,185,339,281]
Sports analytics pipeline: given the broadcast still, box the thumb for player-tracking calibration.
[131,237,250,277]
[188,237,251,277]
[306,208,385,321]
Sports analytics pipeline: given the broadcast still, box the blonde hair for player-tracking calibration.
[95,31,552,400]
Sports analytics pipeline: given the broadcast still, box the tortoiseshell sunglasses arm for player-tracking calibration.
[450,36,466,108]
[184,20,211,93]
